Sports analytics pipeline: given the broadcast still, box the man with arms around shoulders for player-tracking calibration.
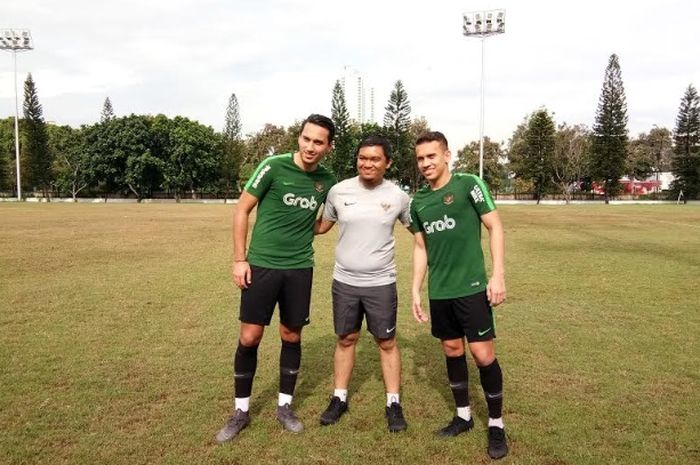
[215,114,337,443]
[315,135,410,432]
[409,131,508,459]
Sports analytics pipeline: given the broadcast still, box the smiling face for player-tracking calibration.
[357,144,390,187]
[297,122,332,170]
[415,140,451,188]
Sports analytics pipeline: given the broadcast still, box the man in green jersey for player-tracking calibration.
[409,131,508,460]
[216,114,337,443]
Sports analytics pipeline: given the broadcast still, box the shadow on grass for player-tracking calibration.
[403,331,492,426]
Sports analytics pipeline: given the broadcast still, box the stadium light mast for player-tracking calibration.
[1,29,34,201]
[462,10,505,179]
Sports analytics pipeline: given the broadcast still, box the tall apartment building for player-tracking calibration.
[341,66,375,124]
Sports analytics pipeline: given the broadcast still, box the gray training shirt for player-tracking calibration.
[323,176,411,287]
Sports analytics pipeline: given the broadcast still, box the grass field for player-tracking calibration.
[1,203,698,465]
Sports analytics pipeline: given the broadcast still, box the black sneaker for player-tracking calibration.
[215,409,250,443]
[487,426,508,459]
[435,416,474,437]
[385,402,407,432]
[320,396,348,425]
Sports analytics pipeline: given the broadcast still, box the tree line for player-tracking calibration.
[1,54,698,201]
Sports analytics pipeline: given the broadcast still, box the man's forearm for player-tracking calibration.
[232,210,249,261]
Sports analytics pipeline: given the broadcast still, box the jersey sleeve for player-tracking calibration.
[244,157,275,198]
[398,191,411,227]
[322,185,338,222]
[464,174,496,216]
[408,197,423,233]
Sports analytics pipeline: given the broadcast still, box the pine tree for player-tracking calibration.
[224,93,242,140]
[383,80,412,189]
[329,80,354,180]
[22,73,52,199]
[220,93,244,199]
[101,97,115,123]
[383,80,411,132]
[590,54,629,203]
[670,84,700,201]
[523,109,556,203]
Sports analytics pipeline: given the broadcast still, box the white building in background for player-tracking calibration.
[341,66,375,124]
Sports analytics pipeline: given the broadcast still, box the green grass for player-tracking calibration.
[1,203,698,465]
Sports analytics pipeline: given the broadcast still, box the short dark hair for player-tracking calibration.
[415,131,449,150]
[301,114,336,143]
[355,135,392,160]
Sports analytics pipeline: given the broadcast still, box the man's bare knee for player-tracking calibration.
[376,337,397,352]
[337,333,359,348]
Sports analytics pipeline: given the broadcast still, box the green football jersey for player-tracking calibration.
[409,172,496,299]
[244,153,336,269]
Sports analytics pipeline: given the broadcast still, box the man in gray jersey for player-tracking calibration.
[314,135,410,432]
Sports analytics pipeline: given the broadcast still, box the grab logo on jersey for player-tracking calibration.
[283,193,318,210]
[423,215,456,234]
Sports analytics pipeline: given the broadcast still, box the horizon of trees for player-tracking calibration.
[1,55,698,201]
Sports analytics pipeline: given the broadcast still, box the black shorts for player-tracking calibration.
[429,291,496,342]
[239,265,313,328]
[332,280,398,339]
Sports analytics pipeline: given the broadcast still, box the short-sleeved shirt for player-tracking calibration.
[409,172,496,299]
[323,177,410,287]
[244,153,336,269]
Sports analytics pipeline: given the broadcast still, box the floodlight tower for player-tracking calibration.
[462,10,505,179]
[1,29,34,200]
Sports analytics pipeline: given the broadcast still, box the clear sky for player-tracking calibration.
[1,0,698,151]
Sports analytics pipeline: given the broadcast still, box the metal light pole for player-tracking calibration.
[462,10,505,179]
[1,29,34,200]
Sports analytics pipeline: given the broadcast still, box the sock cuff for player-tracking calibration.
[281,340,301,349]
[478,358,499,372]
[237,342,259,354]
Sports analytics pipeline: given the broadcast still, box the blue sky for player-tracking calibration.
[1,0,698,150]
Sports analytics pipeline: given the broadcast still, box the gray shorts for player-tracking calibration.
[331,280,398,339]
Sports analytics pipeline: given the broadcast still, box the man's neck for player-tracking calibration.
[293,151,317,172]
[359,177,383,189]
[429,171,452,190]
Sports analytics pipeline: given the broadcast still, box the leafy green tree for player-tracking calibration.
[161,116,219,201]
[383,80,413,189]
[670,84,700,201]
[648,126,673,173]
[242,124,289,182]
[626,133,656,196]
[22,73,52,199]
[219,93,244,200]
[0,117,15,192]
[553,123,591,202]
[101,97,115,123]
[591,54,629,203]
[513,109,556,203]
[84,114,159,201]
[407,117,431,190]
[330,80,355,180]
[48,124,93,200]
[506,115,529,175]
[455,137,506,194]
